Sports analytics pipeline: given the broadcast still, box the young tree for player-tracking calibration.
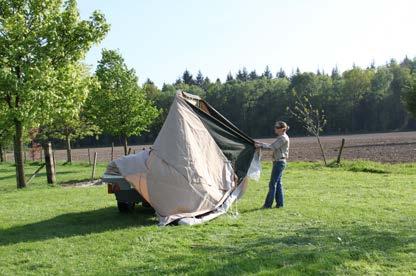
[0,0,109,188]
[288,94,328,165]
[39,112,100,164]
[88,49,159,155]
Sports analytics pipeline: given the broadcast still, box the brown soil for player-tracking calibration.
[12,131,416,164]
[258,131,416,163]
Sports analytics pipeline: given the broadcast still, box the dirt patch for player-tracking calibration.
[61,179,103,188]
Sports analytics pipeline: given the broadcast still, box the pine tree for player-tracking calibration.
[202,77,211,90]
[226,72,234,82]
[277,68,287,79]
[263,65,273,79]
[331,66,340,79]
[145,78,155,85]
[195,70,204,87]
[236,68,249,81]
[249,70,258,80]
[182,70,194,85]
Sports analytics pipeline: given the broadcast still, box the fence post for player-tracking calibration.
[336,138,346,164]
[91,152,98,181]
[44,142,56,184]
[88,148,91,166]
[111,142,114,161]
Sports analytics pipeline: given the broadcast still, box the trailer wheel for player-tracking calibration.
[142,200,152,208]
[117,201,135,213]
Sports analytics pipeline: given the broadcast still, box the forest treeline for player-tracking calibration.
[74,56,416,148]
[129,57,416,145]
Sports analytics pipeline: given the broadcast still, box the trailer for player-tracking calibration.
[103,174,151,212]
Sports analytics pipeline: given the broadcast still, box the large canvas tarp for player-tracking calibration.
[106,91,257,225]
[186,99,255,181]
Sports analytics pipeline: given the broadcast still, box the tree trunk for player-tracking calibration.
[123,136,128,155]
[316,135,327,166]
[66,135,72,163]
[43,142,56,184]
[0,143,4,162]
[14,120,26,188]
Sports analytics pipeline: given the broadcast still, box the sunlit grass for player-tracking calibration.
[0,160,415,275]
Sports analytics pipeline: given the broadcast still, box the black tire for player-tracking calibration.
[117,201,135,213]
[141,200,152,208]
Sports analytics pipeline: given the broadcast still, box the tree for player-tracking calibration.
[288,94,328,165]
[404,76,416,118]
[249,70,258,80]
[35,64,100,163]
[262,66,273,79]
[38,112,100,164]
[226,72,234,82]
[202,77,211,90]
[0,0,109,188]
[143,79,160,101]
[331,67,340,80]
[88,49,159,155]
[182,70,194,85]
[276,68,287,79]
[195,70,204,87]
[236,68,249,82]
[174,78,183,85]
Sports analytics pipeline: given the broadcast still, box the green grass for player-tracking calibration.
[0,160,415,275]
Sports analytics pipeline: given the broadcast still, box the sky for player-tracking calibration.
[78,0,416,87]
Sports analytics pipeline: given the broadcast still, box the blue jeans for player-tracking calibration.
[263,161,286,208]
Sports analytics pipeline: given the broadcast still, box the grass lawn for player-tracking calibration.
[0,160,415,275]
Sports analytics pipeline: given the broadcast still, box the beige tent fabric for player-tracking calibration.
[113,150,152,203]
[147,92,235,225]
[125,173,150,204]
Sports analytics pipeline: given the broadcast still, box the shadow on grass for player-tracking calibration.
[0,174,16,181]
[0,171,83,182]
[347,167,388,174]
[116,225,415,274]
[0,170,85,183]
[0,207,156,246]
[327,161,390,174]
